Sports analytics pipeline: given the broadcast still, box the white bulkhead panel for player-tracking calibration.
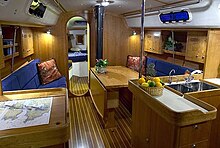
[126,0,220,28]
[0,0,61,25]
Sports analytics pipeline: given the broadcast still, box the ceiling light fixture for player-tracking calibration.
[132,30,137,36]
[46,29,51,34]
[101,1,110,7]
[96,0,114,7]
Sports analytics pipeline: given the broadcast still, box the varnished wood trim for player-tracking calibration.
[0,21,45,27]
[129,80,217,126]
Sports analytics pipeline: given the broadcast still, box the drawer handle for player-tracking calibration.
[192,144,196,148]
[196,55,198,58]
[202,56,205,59]
[145,138,149,143]
[193,125,198,129]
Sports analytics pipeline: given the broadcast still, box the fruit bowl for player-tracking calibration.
[140,85,164,96]
[138,77,164,96]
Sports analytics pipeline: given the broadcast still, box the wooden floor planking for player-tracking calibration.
[69,97,132,148]
[69,76,132,148]
[69,76,89,95]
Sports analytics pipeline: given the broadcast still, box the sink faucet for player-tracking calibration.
[168,69,176,84]
[185,70,203,82]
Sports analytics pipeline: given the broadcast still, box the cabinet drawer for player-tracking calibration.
[179,122,211,146]
[179,140,208,148]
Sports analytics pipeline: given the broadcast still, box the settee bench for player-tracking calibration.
[2,59,66,91]
[126,55,194,76]
[146,57,194,76]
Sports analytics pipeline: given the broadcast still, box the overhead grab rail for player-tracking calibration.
[123,0,212,18]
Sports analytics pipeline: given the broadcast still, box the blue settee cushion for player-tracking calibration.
[2,75,21,91]
[38,77,66,89]
[146,57,194,76]
[14,59,40,89]
[2,59,66,91]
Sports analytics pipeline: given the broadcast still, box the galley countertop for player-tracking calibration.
[128,79,217,126]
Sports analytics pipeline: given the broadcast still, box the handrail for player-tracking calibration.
[124,0,212,19]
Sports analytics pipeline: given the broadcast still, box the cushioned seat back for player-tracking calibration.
[146,57,195,76]
[2,75,21,91]
[176,66,194,75]
[14,59,40,89]
[155,60,180,76]
[146,57,157,66]
[2,59,40,91]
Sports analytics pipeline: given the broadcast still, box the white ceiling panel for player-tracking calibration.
[59,0,167,14]
[58,0,199,15]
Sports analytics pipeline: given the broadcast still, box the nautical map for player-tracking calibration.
[0,97,53,131]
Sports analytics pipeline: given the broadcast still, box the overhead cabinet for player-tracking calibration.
[20,27,34,58]
[185,31,207,63]
[1,25,20,61]
[145,31,163,54]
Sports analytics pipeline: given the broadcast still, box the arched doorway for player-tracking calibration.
[66,16,90,95]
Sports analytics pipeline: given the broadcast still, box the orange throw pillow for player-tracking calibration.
[37,59,62,85]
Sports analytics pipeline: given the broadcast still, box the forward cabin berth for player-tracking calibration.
[1,0,220,148]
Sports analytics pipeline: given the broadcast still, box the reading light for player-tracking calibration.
[132,30,137,36]
[46,29,51,34]
[153,31,161,37]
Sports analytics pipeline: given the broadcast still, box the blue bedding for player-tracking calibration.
[68,51,87,62]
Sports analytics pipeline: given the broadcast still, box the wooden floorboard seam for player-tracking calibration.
[69,77,131,148]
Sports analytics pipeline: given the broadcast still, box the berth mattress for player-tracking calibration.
[68,51,87,62]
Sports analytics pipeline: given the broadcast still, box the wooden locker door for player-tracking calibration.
[145,33,153,52]
[21,27,34,58]
[186,32,207,63]
[132,96,151,148]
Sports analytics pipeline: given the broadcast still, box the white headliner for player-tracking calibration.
[58,0,194,14]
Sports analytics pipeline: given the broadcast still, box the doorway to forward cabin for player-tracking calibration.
[66,16,90,95]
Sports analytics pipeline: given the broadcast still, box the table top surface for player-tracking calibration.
[0,88,69,147]
[91,66,139,89]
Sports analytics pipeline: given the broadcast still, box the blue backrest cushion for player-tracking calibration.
[146,57,157,66]
[146,57,194,76]
[156,71,167,76]
[155,60,180,75]
[38,76,66,89]
[2,75,21,91]
[177,66,194,75]
[13,59,40,89]
[22,74,41,90]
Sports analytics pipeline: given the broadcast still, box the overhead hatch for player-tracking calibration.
[0,0,10,6]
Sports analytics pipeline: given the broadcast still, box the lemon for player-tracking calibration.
[138,77,145,85]
[141,82,149,88]
[147,80,152,83]
[153,77,160,83]
[148,81,156,87]
[156,82,163,87]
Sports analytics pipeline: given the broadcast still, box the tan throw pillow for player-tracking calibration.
[37,59,62,85]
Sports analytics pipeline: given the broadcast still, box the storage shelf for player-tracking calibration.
[163,49,185,56]
[4,52,19,60]
[3,43,18,48]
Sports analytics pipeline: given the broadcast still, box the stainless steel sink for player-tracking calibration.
[167,81,219,94]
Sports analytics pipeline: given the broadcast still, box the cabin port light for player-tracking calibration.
[132,30,137,36]
[46,29,51,34]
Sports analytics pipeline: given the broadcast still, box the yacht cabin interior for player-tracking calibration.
[0,0,220,147]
